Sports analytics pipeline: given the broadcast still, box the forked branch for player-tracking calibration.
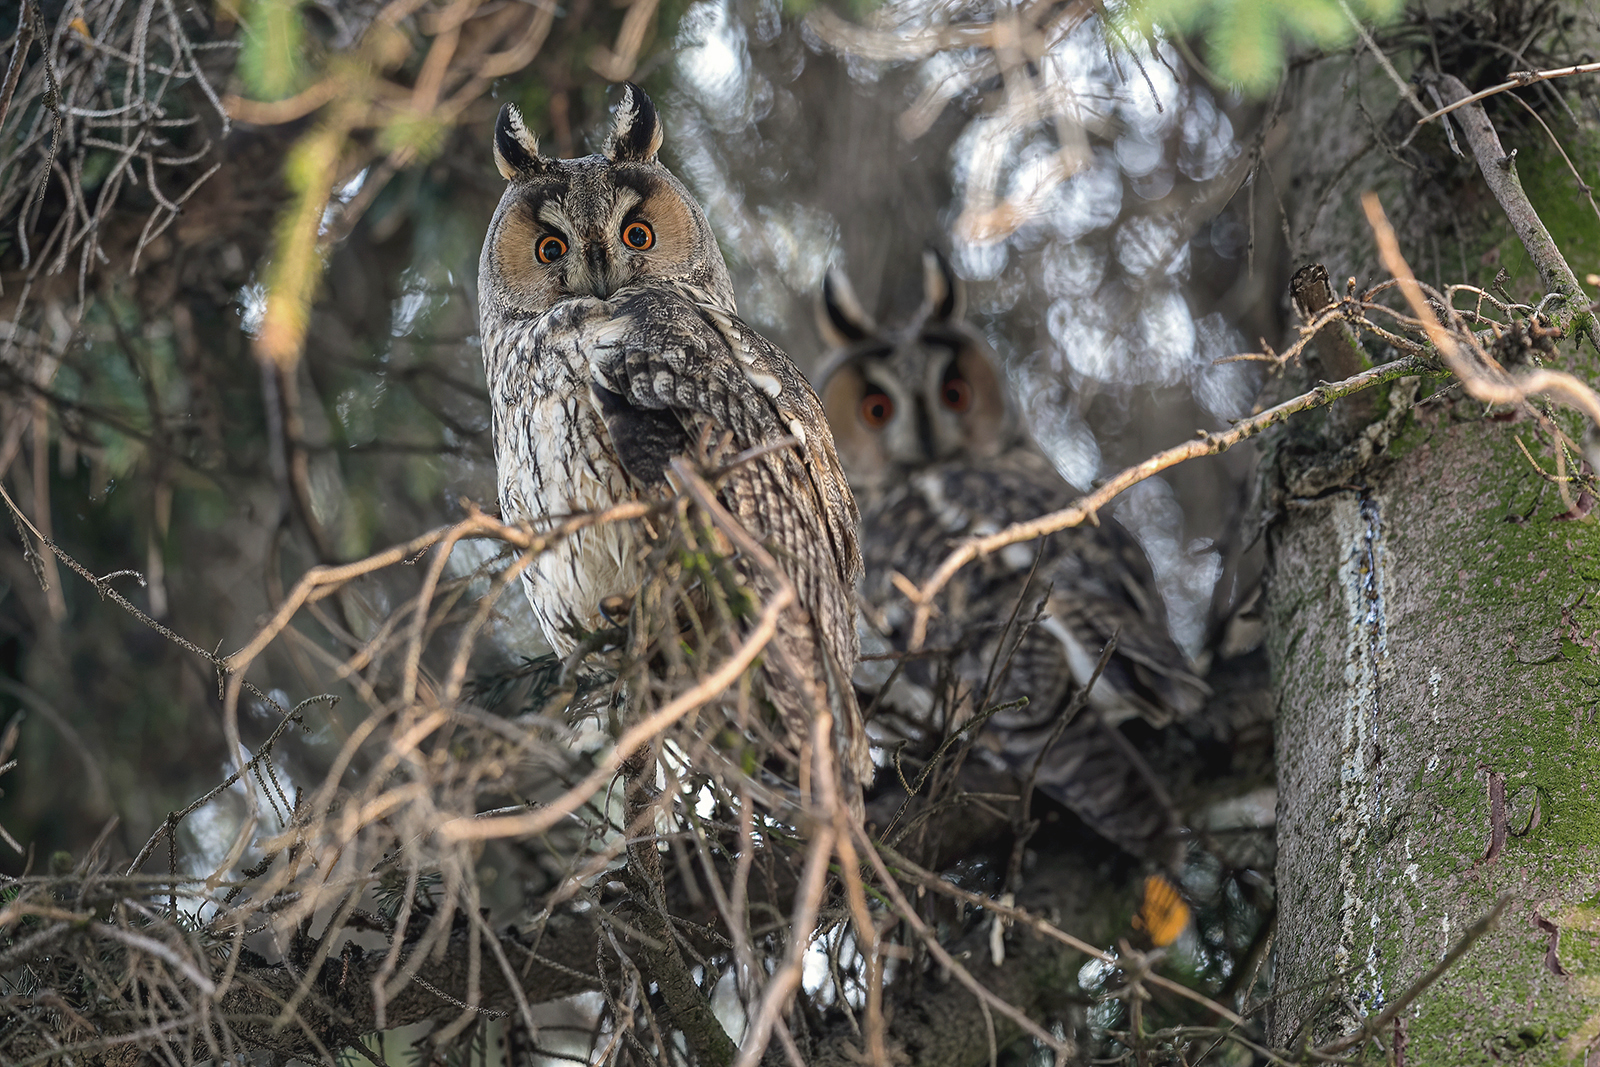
[904,354,1429,648]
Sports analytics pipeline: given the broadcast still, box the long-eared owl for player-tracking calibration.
[477,85,869,808]
[815,250,1208,862]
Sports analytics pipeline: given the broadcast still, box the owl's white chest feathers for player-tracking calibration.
[485,313,645,654]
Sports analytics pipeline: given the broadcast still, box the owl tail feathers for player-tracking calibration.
[822,710,870,830]
[807,721,868,830]
[762,628,871,829]
[1007,718,1184,869]
[827,645,873,829]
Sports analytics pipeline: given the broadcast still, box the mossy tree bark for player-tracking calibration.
[1265,5,1600,1060]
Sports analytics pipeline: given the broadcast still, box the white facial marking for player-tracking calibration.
[538,204,573,233]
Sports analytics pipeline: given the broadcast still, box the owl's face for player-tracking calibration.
[817,250,1010,489]
[479,85,735,321]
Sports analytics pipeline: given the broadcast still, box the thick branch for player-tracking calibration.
[1426,73,1589,335]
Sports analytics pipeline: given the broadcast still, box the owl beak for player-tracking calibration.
[914,400,938,461]
[582,243,627,300]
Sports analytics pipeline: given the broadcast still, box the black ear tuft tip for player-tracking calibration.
[822,268,873,344]
[606,82,664,162]
[923,246,962,322]
[494,102,541,179]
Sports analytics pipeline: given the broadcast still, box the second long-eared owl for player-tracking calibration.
[477,85,869,809]
[816,251,1208,861]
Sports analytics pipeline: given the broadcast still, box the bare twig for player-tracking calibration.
[853,821,1069,1054]
[905,355,1430,647]
[1338,0,1428,119]
[438,468,796,844]
[1364,195,1600,428]
[1422,74,1589,331]
[0,0,35,132]
[1500,92,1600,231]
[875,840,1252,1029]
[732,721,838,1067]
[1411,61,1600,130]
[1315,897,1510,1054]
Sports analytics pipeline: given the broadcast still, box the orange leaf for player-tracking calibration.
[1132,874,1190,948]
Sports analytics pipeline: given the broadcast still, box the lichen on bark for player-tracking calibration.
[1266,6,1600,1059]
[1272,409,1600,1060]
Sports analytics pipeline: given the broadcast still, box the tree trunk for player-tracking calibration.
[1265,7,1600,1058]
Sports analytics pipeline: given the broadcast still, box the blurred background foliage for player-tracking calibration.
[1123,0,1403,93]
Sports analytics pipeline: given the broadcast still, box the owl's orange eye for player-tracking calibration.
[536,235,567,263]
[941,375,972,412]
[622,221,655,250]
[859,391,894,428]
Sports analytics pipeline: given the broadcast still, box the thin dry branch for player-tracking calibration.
[0,0,35,138]
[0,475,296,728]
[1500,92,1600,232]
[874,841,1250,1030]
[733,735,837,1067]
[0,0,233,315]
[438,467,797,844]
[1411,61,1600,129]
[1423,74,1589,329]
[1363,195,1600,429]
[904,355,1429,648]
[1314,897,1510,1055]
[220,504,640,715]
[851,820,1069,1056]
[904,152,1600,649]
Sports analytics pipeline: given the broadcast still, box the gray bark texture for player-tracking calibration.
[1265,5,1600,1060]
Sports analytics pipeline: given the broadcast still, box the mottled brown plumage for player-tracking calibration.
[817,250,1207,861]
[478,85,869,812]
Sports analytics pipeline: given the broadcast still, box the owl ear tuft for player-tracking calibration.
[819,266,876,346]
[922,247,964,322]
[605,83,664,164]
[494,102,544,180]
